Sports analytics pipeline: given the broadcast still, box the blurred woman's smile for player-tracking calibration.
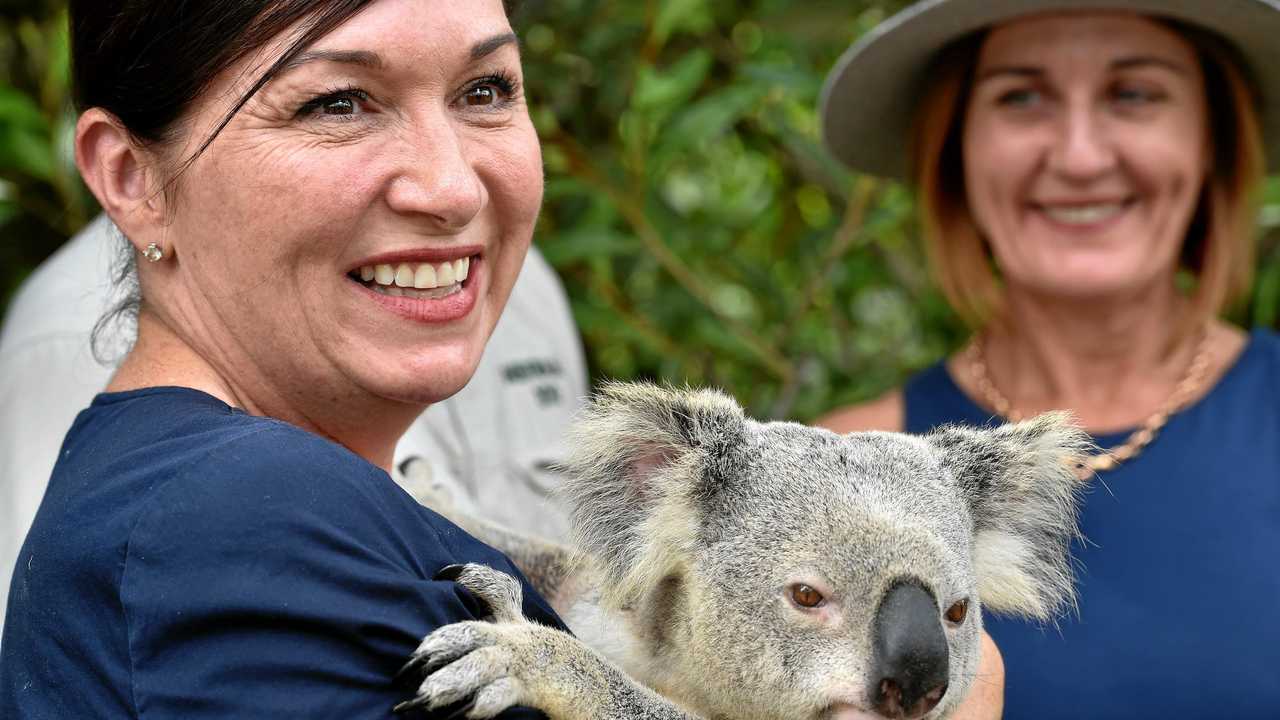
[1029,198,1135,229]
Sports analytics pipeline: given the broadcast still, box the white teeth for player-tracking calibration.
[1042,203,1125,225]
[414,263,438,289]
[360,257,474,290]
[366,283,463,300]
[437,261,456,285]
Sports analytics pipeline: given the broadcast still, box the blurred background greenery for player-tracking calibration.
[2,0,1278,421]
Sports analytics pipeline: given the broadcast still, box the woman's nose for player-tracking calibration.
[1047,107,1117,181]
[384,122,487,233]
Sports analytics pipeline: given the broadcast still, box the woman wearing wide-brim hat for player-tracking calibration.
[818,0,1280,717]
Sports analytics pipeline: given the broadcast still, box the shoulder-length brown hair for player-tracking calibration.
[911,21,1265,334]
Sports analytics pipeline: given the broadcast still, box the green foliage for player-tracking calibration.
[2,0,1279,421]
[515,0,963,419]
[0,2,95,307]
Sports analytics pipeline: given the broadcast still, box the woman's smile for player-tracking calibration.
[347,251,483,323]
[1029,197,1136,230]
[1024,196,1143,246]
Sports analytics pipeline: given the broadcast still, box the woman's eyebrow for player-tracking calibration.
[282,49,385,72]
[471,32,519,61]
[976,65,1043,82]
[1111,56,1192,75]
[977,55,1191,83]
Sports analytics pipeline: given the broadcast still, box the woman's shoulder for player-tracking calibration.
[82,385,381,478]
[139,404,406,529]
[1212,327,1280,401]
[1247,327,1280,367]
[814,359,982,434]
[61,386,415,547]
[814,390,905,433]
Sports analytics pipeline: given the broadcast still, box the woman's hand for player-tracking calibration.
[952,631,1005,719]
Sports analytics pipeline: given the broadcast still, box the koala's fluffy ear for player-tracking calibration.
[559,382,746,608]
[927,412,1092,622]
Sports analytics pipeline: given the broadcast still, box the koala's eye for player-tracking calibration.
[789,584,826,609]
[945,599,969,625]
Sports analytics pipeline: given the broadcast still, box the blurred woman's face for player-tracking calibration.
[153,0,541,411]
[962,13,1209,301]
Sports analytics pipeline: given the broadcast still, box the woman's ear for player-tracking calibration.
[75,108,167,250]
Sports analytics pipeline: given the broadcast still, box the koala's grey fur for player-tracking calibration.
[400,382,1090,720]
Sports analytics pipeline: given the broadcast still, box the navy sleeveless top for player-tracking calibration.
[904,329,1280,719]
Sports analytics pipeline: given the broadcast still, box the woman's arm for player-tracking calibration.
[952,632,1005,720]
[119,431,554,719]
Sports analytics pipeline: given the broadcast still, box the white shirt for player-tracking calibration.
[0,216,587,632]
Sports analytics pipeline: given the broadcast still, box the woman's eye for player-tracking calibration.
[298,89,370,119]
[321,97,356,115]
[789,584,826,609]
[464,85,499,107]
[997,88,1042,108]
[458,74,518,110]
[1112,85,1165,105]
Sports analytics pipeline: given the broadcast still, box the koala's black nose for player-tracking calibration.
[869,580,949,719]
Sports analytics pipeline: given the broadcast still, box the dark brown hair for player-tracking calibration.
[72,1,383,169]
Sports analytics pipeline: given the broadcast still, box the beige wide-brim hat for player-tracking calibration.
[820,0,1280,179]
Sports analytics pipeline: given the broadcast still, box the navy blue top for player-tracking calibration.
[1,387,564,719]
[904,329,1280,719]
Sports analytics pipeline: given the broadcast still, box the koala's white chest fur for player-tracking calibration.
[562,589,706,712]
[563,596,645,672]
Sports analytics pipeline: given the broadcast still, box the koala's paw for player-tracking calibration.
[438,563,526,623]
[394,620,532,718]
[394,565,533,718]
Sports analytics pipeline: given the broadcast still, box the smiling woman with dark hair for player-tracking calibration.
[0,1,562,717]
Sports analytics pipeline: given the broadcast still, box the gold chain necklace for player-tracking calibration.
[962,326,1213,479]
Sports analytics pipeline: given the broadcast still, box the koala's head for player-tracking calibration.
[561,383,1089,720]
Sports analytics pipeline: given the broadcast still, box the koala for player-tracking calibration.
[395,382,1090,720]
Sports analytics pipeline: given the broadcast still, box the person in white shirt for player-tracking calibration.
[0,215,589,631]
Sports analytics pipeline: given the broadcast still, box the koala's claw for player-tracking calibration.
[434,563,468,582]
[397,567,531,717]
[437,563,526,623]
[394,622,528,718]
[397,622,491,686]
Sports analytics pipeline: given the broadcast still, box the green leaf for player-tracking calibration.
[0,125,54,180]
[652,0,715,48]
[1253,262,1280,328]
[0,198,19,228]
[539,228,640,265]
[664,84,768,148]
[631,49,713,117]
[0,87,49,131]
